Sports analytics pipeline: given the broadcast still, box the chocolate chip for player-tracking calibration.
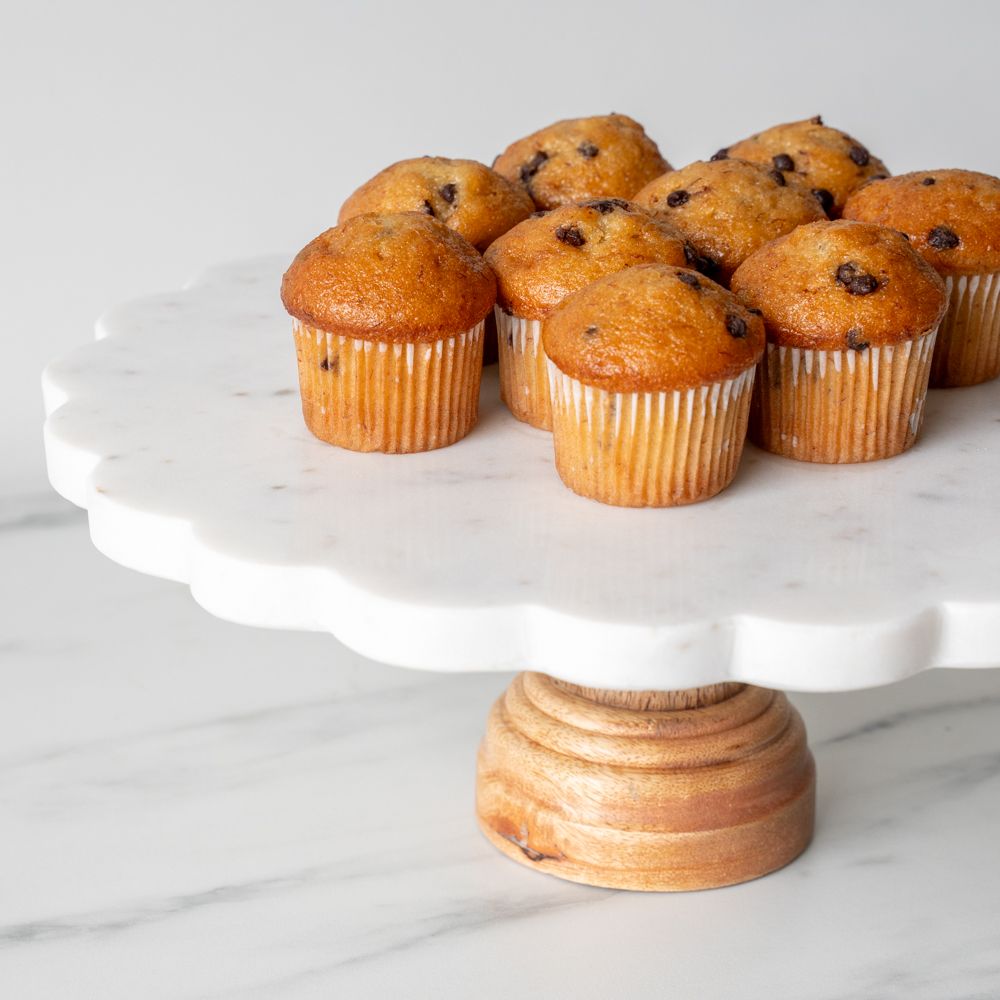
[922,177,936,186]
[710,147,729,161]
[578,141,599,158]
[769,169,786,186]
[846,328,870,351]
[584,198,630,214]
[927,225,960,250]
[701,256,720,278]
[439,183,457,204]
[583,324,599,337]
[677,271,701,288]
[666,189,689,207]
[422,200,435,215]
[812,188,834,213]
[848,145,870,166]
[810,115,824,125]
[520,150,548,182]
[555,224,586,247]
[319,356,339,372]
[682,242,716,276]
[836,262,880,295]
[772,153,795,172]
[726,314,748,339]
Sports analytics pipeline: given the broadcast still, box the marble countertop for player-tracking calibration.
[3,487,1000,999]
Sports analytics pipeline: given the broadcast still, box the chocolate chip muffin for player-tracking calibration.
[721,116,888,217]
[338,157,534,253]
[543,263,764,507]
[633,159,827,284]
[282,213,496,453]
[843,169,1000,387]
[484,199,688,429]
[731,220,946,463]
[338,157,531,367]
[492,114,670,211]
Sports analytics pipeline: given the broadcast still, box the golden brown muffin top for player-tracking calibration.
[281,213,496,343]
[492,114,670,211]
[730,220,946,351]
[722,116,888,217]
[842,169,1000,276]
[483,199,689,320]
[337,157,534,252]
[633,159,827,283]
[543,263,764,392]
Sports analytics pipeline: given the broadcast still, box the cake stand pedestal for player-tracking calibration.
[477,676,814,890]
[42,256,1000,892]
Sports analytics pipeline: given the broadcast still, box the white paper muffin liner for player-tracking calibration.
[547,362,756,507]
[496,308,551,430]
[752,328,937,463]
[293,319,484,453]
[931,272,1000,387]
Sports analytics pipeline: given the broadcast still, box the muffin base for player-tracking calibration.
[293,320,484,453]
[931,272,1000,388]
[477,674,815,891]
[752,330,936,464]
[496,309,551,430]
[547,364,755,507]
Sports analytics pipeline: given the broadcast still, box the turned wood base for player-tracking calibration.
[476,673,815,891]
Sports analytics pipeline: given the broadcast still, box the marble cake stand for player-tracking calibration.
[43,256,1000,891]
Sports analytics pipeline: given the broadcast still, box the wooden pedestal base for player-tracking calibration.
[476,673,815,891]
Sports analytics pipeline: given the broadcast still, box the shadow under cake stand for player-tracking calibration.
[43,256,1000,891]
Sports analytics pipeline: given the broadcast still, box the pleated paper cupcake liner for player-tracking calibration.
[931,272,1000,387]
[751,328,937,464]
[293,319,484,453]
[547,363,756,507]
[496,308,552,430]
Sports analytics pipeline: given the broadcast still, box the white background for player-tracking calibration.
[5,0,999,491]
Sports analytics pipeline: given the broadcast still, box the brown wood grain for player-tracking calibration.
[476,673,815,891]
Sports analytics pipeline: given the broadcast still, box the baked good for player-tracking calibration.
[484,199,688,429]
[731,220,946,463]
[338,157,532,367]
[842,169,1000,386]
[633,158,826,283]
[492,114,670,211]
[281,213,496,453]
[542,263,764,506]
[721,116,888,217]
[338,156,534,252]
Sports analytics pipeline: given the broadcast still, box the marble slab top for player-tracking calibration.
[42,256,1000,690]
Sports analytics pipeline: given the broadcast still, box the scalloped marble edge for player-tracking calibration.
[41,260,1000,693]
